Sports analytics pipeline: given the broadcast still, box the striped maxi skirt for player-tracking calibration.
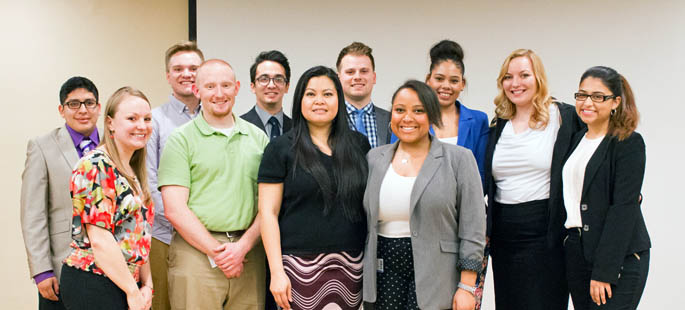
[282,251,363,310]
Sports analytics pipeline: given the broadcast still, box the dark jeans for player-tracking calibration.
[490,199,569,310]
[39,293,67,310]
[564,228,650,310]
[60,265,127,310]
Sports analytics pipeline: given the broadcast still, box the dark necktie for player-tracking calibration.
[267,116,281,141]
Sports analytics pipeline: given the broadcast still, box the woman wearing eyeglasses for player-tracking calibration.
[258,66,370,310]
[60,87,154,310]
[485,49,583,310]
[562,66,650,310]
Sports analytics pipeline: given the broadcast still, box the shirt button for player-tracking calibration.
[583,225,590,232]
[581,204,588,211]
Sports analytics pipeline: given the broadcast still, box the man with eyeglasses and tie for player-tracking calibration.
[20,76,101,310]
[145,41,204,310]
[239,49,292,310]
[241,50,292,141]
[336,42,391,148]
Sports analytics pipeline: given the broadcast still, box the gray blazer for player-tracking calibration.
[20,126,79,281]
[362,138,486,309]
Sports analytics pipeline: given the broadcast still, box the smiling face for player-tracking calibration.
[426,60,465,108]
[337,54,376,106]
[501,56,538,108]
[106,95,152,156]
[59,88,101,136]
[194,61,240,119]
[250,60,289,109]
[576,76,620,131]
[166,51,203,99]
[301,76,339,128]
[391,88,430,145]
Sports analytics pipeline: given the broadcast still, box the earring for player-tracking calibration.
[109,130,114,138]
[611,109,616,116]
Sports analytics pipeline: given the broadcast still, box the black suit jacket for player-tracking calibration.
[484,102,584,247]
[240,106,292,135]
[563,130,651,284]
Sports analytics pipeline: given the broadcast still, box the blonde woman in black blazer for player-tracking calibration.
[562,66,650,310]
[363,80,485,310]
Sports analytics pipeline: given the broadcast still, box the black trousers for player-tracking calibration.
[60,265,127,310]
[39,293,67,310]
[564,228,649,310]
[490,199,569,310]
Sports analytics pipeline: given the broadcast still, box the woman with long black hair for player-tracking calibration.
[258,66,370,310]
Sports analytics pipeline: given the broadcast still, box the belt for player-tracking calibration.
[209,229,246,239]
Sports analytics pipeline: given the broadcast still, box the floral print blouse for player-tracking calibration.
[63,149,154,280]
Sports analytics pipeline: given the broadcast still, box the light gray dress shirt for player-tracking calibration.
[146,95,201,244]
[253,104,284,134]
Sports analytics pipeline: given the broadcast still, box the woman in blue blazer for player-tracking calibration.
[390,40,489,186]
[562,66,650,310]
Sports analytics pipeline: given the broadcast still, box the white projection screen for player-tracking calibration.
[198,1,684,308]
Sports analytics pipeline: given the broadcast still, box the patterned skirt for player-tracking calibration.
[282,251,363,310]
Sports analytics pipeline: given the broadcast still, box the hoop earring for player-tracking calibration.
[611,109,616,116]
[109,130,115,138]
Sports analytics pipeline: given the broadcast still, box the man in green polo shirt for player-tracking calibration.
[158,59,269,309]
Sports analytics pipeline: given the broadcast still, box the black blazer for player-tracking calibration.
[563,130,650,284]
[240,106,292,134]
[484,102,584,247]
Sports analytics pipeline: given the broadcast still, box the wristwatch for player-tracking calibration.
[458,282,477,296]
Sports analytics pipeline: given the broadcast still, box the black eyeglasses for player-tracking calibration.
[63,99,99,110]
[255,75,287,87]
[574,93,616,103]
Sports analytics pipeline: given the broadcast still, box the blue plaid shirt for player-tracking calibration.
[345,101,379,148]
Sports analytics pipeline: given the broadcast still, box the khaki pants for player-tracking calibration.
[150,237,170,310]
[168,232,265,310]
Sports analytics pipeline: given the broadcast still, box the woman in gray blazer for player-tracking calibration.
[363,80,486,310]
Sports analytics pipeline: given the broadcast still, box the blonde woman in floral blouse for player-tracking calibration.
[60,87,155,310]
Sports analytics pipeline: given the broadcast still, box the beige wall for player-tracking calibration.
[0,1,187,307]
[198,1,684,309]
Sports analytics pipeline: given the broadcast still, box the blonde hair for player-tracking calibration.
[493,49,553,129]
[164,41,204,72]
[102,86,152,205]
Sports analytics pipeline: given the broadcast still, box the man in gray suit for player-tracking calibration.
[21,76,101,310]
[336,41,391,148]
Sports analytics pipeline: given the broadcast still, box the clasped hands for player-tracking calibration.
[212,241,249,279]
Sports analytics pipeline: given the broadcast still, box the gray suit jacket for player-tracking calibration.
[362,138,486,309]
[373,105,391,146]
[21,126,79,281]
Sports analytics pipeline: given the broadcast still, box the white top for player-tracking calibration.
[210,125,234,137]
[377,164,416,238]
[562,134,605,228]
[492,104,560,204]
[438,135,459,145]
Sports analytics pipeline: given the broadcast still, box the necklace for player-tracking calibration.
[401,158,409,164]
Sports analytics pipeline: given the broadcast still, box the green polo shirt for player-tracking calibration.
[157,112,269,232]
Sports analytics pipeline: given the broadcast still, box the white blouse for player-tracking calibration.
[562,134,604,228]
[377,164,416,238]
[492,104,560,204]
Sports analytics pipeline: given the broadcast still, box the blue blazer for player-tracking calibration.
[391,101,489,186]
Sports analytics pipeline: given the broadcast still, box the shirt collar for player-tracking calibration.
[65,123,100,147]
[168,94,201,116]
[345,101,374,115]
[253,104,284,127]
[195,111,250,137]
